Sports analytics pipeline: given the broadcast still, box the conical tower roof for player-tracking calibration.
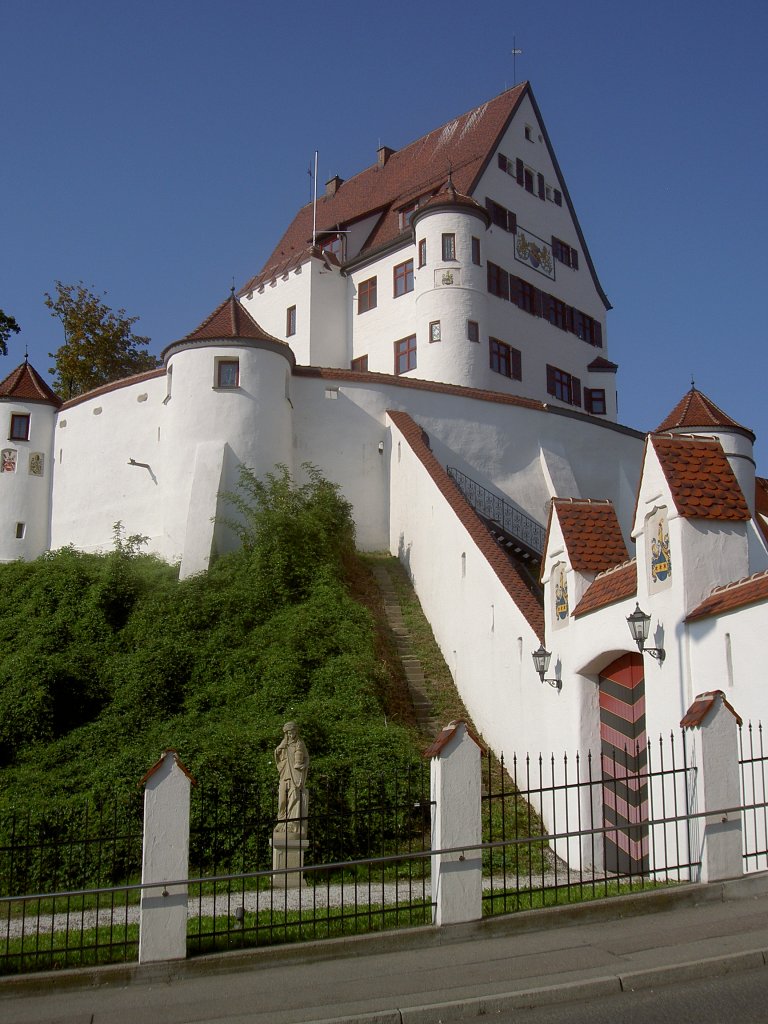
[655,387,754,442]
[182,290,280,343]
[161,291,290,362]
[0,359,61,407]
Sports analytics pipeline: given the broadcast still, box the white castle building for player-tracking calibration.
[3,83,767,870]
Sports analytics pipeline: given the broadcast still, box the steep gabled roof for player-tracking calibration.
[650,435,750,521]
[686,569,768,621]
[0,359,62,407]
[547,498,628,574]
[241,82,609,307]
[387,409,544,639]
[655,387,755,442]
[573,559,637,618]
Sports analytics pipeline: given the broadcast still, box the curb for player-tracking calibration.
[308,948,768,1024]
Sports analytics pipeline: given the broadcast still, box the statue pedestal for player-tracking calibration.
[270,829,309,888]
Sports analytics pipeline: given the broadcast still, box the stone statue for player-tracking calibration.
[274,721,309,834]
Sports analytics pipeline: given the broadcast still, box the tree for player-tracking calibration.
[44,281,160,398]
[0,310,20,357]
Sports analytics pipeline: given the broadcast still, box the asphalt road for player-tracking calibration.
[457,966,768,1024]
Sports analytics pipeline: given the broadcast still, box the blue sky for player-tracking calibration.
[3,0,767,463]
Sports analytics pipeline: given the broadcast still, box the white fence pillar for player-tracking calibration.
[681,691,743,883]
[138,750,196,963]
[426,720,483,926]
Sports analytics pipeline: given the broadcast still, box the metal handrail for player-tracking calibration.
[447,467,544,555]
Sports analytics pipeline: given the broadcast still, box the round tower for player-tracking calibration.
[655,386,757,512]
[160,292,296,575]
[0,359,61,562]
[411,184,490,389]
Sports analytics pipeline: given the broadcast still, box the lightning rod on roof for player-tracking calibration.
[312,150,318,248]
[511,36,523,85]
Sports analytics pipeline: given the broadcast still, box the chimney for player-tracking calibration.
[325,175,344,197]
[377,146,395,168]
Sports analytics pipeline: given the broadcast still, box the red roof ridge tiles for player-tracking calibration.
[60,366,167,409]
[680,691,742,729]
[387,408,544,640]
[687,568,768,622]
[0,360,62,407]
[656,387,754,442]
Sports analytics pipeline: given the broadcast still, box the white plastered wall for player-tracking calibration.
[0,399,56,562]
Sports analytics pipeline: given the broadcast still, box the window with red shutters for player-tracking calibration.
[546,364,582,407]
[490,338,522,380]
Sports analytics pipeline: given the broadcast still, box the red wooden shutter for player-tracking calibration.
[537,173,545,200]
[512,347,522,380]
[515,158,524,185]
[571,247,579,269]
[554,189,562,206]
[572,376,582,407]
[546,364,555,395]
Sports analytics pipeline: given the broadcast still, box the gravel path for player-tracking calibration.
[2,869,594,940]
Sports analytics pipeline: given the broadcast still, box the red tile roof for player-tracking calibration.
[686,569,768,621]
[0,360,62,407]
[573,559,637,618]
[655,387,754,442]
[240,83,609,307]
[587,356,618,372]
[650,435,750,521]
[387,409,544,639]
[547,499,628,574]
[182,291,281,343]
[423,719,485,758]
[680,691,742,729]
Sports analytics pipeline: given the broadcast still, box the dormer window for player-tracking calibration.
[320,233,344,260]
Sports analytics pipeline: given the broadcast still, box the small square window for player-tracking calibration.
[429,321,441,343]
[216,360,239,388]
[471,237,481,265]
[442,233,456,261]
[467,320,479,343]
[286,305,297,336]
[9,414,30,441]
[525,124,534,142]
[585,388,606,415]
[15,522,25,539]
[351,355,369,371]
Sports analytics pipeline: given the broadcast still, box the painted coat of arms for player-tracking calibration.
[555,567,569,622]
[651,521,672,583]
[514,229,554,279]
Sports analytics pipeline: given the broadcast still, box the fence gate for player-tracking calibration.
[599,653,649,873]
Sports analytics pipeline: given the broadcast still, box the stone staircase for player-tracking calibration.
[370,563,439,737]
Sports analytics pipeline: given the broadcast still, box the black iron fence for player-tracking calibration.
[482,735,697,916]
[740,723,768,873]
[187,763,432,956]
[2,727,766,976]
[0,792,143,974]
